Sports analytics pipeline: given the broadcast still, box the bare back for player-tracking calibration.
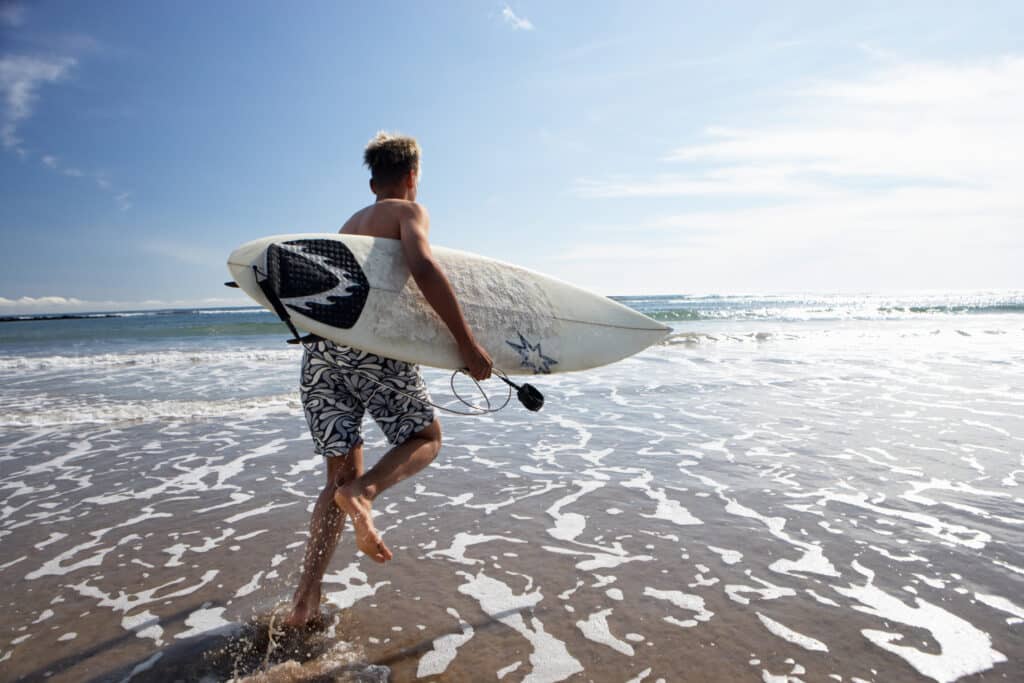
[339,199,418,240]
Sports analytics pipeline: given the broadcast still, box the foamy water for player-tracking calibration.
[1,297,1022,681]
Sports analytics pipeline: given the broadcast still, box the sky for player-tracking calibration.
[1,1,1022,313]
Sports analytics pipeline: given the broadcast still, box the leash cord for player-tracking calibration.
[323,354,515,416]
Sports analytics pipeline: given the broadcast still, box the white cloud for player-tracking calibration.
[567,56,1024,293]
[0,55,131,208]
[502,5,534,31]
[0,54,76,153]
[0,295,85,310]
[0,14,111,198]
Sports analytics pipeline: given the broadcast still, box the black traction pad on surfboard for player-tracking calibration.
[264,239,369,330]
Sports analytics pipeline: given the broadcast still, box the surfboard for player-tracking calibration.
[227,234,670,375]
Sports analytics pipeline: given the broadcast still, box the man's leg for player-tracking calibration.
[284,443,363,627]
[335,419,441,563]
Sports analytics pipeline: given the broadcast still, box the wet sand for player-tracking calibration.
[2,333,1023,682]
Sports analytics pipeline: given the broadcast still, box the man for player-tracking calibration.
[284,132,492,627]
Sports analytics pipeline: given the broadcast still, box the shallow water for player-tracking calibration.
[2,297,1023,682]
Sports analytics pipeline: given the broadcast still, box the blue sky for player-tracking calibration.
[2,1,1022,313]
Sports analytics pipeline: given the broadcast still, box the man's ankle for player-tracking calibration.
[339,476,378,502]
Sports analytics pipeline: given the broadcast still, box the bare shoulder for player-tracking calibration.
[387,199,428,219]
[339,201,428,239]
[394,201,430,235]
[338,204,371,233]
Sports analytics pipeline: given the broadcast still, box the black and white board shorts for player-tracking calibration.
[300,340,435,457]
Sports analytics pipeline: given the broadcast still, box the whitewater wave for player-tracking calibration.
[656,326,1024,347]
[0,393,301,427]
[0,349,300,372]
[661,331,785,345]
[630,292,1024,323]
[646,303,1024,323]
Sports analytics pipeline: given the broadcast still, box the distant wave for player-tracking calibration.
[0,306,267,323]
[645,304,1024,322]
[660,331,786,345]
[647,309,705,321]
[196,308,265,315]
[876,303,1024,315]
[0,311,155,323]
[630,295,1024,322]
[658,327,1019,346]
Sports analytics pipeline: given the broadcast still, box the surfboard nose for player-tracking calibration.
[605,298,674,334]
[227,237,271,269]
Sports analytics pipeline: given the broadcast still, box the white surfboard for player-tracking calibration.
[227,234,669,375]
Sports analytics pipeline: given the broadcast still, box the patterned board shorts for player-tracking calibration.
[300,340,435,457]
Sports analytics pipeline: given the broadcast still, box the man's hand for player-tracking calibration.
[460,338,493,381]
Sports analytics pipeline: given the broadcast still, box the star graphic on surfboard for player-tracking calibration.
[507,333,558,374]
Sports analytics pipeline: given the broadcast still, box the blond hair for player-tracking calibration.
[363,132,420,185]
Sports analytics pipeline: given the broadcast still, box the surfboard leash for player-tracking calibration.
[449,367,544,413]
[320,359,542,416]
[493,372,545,411]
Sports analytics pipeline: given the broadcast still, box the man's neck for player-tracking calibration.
[374,188,413,202]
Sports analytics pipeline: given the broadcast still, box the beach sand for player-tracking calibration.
[2,327,1023,682]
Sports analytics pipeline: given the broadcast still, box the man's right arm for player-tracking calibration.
[398,204,492,380]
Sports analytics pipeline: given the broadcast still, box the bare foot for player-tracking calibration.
[334,483,393,563]
[283,590,321,628]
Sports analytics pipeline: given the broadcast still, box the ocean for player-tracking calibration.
[1,292,1022,682]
